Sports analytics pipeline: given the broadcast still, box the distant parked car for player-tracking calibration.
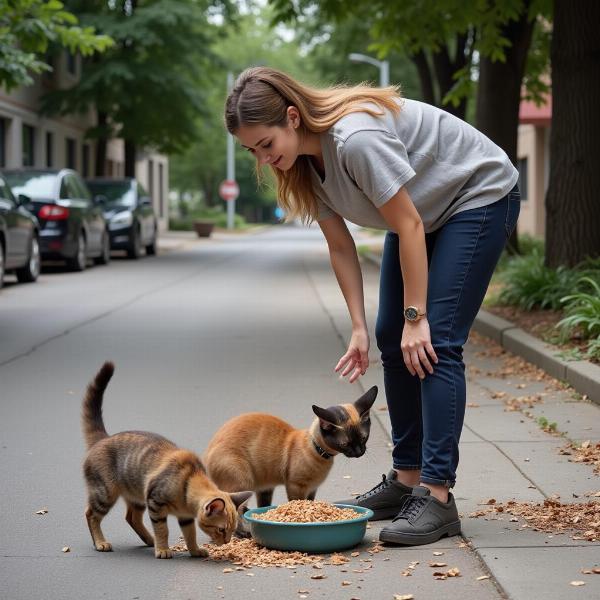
[0,173,40,288]
[3,169,110,271]
[86,178,158,259]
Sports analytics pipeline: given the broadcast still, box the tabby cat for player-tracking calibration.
[82,362,251,559]
[204,386,377,508]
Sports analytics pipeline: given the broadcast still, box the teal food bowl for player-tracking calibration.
[243,504,374,553]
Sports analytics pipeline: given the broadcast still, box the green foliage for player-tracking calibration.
[497,249,600,311]
[169,205,247,230]
[269,0,552,111]
[0,0,113,90]
[557,276,600,360]
[537,416,557,433]
[42,0,226,154]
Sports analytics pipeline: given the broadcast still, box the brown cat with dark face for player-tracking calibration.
[204,386,377,508]
[82,362,251,559]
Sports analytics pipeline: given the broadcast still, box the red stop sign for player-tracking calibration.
[219,179,239,201]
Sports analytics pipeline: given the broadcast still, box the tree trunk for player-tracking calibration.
[410,50,436,106]
[476,3,534,253]
[545,1,600,267]
[95,112,108,177]
[411,33,468,121]
[124,140,136,178]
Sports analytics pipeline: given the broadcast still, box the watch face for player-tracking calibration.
[405,307,418,321]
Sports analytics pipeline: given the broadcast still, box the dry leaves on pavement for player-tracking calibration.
[469,497,600,541]
[560,441,600,475]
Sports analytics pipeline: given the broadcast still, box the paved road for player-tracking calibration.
[1,225,598,599]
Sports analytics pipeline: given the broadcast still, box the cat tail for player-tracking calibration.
[82,361,114,450]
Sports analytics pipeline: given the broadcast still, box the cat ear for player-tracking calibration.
[204,497,226,517]
[230,491,252,509]
[312,405,336,430]
[354,385,378,416]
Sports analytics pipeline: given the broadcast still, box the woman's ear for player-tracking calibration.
[287,105,300,128]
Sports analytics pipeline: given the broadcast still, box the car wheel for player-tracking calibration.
[127,224,142,259]
[145,228,158,256]
[16,235,41,283]
[67,231,87,272]
[0,241,5,289]
[94,230,111,266]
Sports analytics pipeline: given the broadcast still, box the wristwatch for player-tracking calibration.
[404,306,426,322]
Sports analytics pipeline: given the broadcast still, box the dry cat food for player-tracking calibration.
[253,500,360,523]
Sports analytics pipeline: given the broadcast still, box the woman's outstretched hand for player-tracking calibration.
[335,329,370,383]
[402,318,438,379]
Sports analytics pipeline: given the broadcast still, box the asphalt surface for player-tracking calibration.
[1,225,598,600]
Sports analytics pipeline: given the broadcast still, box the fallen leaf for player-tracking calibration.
[61,546,70,553]
[341,581,352,586]
[432,551,444,556]
[35,508,48,515]
[343,475,352,479]
[593,568,600,574]
[447,568,461,577]
[393,595,414,600]
[570,581,586,586]
[351,551,360,557]
[223,568,233,573]
[310,574,326,580]
[581,440,591,449]
[476,575,490,581]
[429,562,447,568]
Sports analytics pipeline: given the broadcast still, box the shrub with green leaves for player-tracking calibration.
[497,250,600,312]
[557,276,600,360]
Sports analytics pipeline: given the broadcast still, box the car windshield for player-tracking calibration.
[87,181,135,208]
[3,172,56,200]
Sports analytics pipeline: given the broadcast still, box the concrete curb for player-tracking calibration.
[362,250,600,407]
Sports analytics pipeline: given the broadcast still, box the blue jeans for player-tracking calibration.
[375,187,521,487]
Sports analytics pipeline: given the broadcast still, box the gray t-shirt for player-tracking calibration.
[312,98,519,233]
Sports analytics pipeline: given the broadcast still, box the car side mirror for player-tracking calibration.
[94,194,108,206]
[139,196,151,207]
[17,193,31,206]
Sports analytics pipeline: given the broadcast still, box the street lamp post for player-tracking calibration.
[348,53,389,87]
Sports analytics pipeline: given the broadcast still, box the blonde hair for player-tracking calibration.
[224,67,402,223]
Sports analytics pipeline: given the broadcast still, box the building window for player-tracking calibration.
[82,144,90,177]
[158,162,164,218]
[517,157,528,201]
[0,118,6,167]
[46,131,53,167]
[66,137,76,169]
[22,124,35,166]
[148,159,154,199]
[66,51,77,75]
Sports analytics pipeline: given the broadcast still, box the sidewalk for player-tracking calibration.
[322,246,600,599]
[157,226,598,598]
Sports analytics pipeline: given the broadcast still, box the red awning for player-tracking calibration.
[519,96,552,126]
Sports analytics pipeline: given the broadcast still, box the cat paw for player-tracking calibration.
[155,548,173,559]
[95,541,113,552]
[189,547,209,558]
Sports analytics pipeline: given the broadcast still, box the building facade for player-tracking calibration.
[516,97,552,239]
[0,51,169,230]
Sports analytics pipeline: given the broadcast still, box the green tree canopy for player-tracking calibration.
[0,0,113,90]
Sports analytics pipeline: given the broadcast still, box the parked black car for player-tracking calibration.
[86,178,158,259]
[3,169,110,271]
[0,173,40,288]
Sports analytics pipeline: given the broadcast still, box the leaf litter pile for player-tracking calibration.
[469,496,600,542]
[560,440,600,475]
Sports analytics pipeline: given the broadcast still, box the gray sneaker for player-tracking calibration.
[379,485,461,545]
[337,470,413,520]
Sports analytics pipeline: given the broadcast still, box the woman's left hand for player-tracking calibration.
[401,319,438,379]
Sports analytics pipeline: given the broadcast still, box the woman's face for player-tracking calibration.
[235,107,301,171]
